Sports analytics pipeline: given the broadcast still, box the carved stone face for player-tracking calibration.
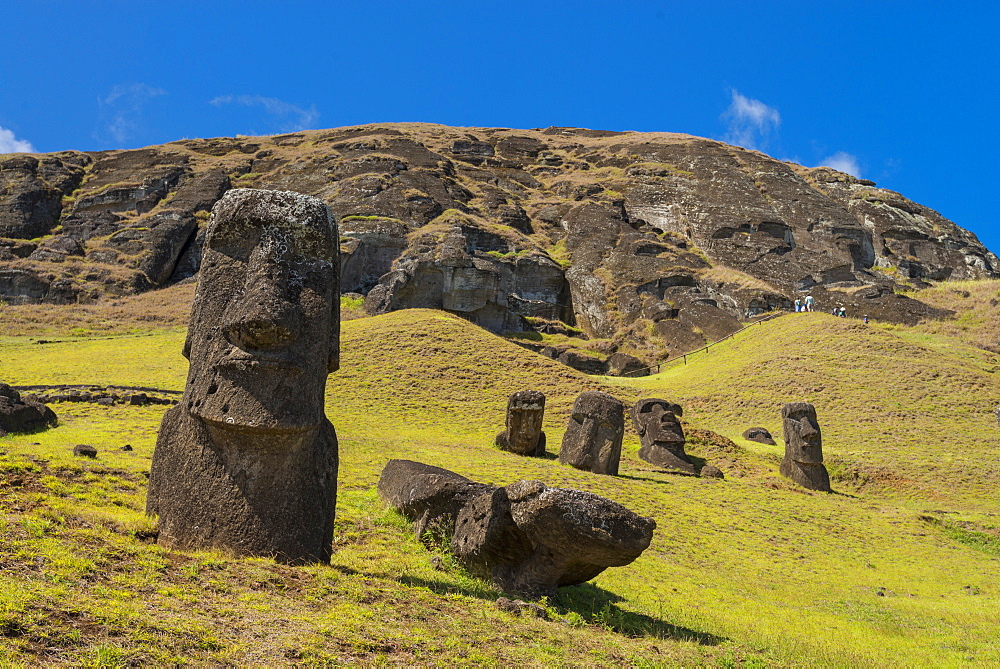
[506,391,545,453]
[561,391,625,474]
[182,189,339,434]
[782,402,823,464]
[633,399,685,451]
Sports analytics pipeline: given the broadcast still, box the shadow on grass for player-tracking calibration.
[552,582,726,645]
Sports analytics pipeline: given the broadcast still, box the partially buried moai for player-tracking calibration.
[779,402,830,492]
[147,189,340,564]
[495,390,546,456]
[559,391,625,475]
[632,398,695,475]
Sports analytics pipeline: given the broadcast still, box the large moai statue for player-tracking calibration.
[147,189,340,564]
[632,398,695,475]
[779,402,830,492]
[559,391,625,475]
[495,390,546,456]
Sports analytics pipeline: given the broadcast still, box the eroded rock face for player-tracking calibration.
[633,398,695,475]
[779,402,830,492]
[147,189,340,564]
[495,390,546,456]
[559,391,625,476]
[378,459,655,597]
[0,384,57,436]
[743,427,776,445]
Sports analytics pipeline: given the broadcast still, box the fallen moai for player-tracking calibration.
[559,391,625,475]
[379,459,656,597]
[495,390,546,456]
[632,398,695,475]
[742,426,776,445]
[779,402,831,492]
[147,188,341,564]
[0,383,57,436]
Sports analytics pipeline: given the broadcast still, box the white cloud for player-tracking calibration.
[818,151,862,177]
[0,126,35,153]
[96,83,167,146]
[722,89,781,151]
[209,95,319,132]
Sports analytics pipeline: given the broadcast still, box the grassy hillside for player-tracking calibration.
[2,299,1000,665]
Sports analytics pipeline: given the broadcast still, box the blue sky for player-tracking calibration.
[3,1,998,254]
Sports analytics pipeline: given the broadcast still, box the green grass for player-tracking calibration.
[3,301,1000,664]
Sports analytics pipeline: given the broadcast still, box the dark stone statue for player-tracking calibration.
[742,427,776,445]
[779,402,830,492]
[379,459,655,597]
[147,189,340,564]
[495,390,546,456]
[632,398,695,475]
[558,391,625,475]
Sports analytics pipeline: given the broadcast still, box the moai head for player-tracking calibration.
[632,398,685,451]
[560,391,625,475]
[182,189,340,434]
[781,402,823,463]
[504,390,546,454]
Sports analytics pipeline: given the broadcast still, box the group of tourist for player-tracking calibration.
[793,295,816,312]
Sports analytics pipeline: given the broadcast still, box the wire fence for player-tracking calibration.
[621,311,785,377]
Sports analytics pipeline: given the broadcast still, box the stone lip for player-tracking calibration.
[379,459,655,598]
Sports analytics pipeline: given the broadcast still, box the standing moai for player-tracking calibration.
[495,390,547,456]
[559,391,625,475]
[779,402,830,492]
[632,398,695,475]
[147,189,341,564]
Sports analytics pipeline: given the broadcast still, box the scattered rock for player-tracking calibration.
[495,597,548,618]
[700,465,725,479]
[73,444,98,458]
[0,383,58,435]
[121,444,133,452]
[742,427,776,445]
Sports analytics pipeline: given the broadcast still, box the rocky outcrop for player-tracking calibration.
[0,383,57,436]
[1,124,994,358]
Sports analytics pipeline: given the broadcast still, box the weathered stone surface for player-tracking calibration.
[632,398,695,475]
[0,153,90,239]
[779,402,830,492]
[495,390,546,456]
[743,427,776,445]
[0,268,50,304]
[557,349,606,375]
[379,459,655,597]
[0,384,57,435]
[27,235,85,262]
[73,444,97,458]
[559,391,625,476]
[147,189,340,564]
[605,352,648,377]
[700,465,725,479]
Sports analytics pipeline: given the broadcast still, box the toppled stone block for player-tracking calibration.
[379,459,655,597]
[700,465,725,479]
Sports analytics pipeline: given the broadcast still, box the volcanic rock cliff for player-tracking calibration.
[1,124,996,362]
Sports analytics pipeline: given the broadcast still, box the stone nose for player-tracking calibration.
[798,420,819,438]
[222,265,301,351]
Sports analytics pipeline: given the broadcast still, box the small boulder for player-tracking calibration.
[0,383,58,435]
[700,465,725,479]
[742,427,776,445]
[73,444,98,458]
